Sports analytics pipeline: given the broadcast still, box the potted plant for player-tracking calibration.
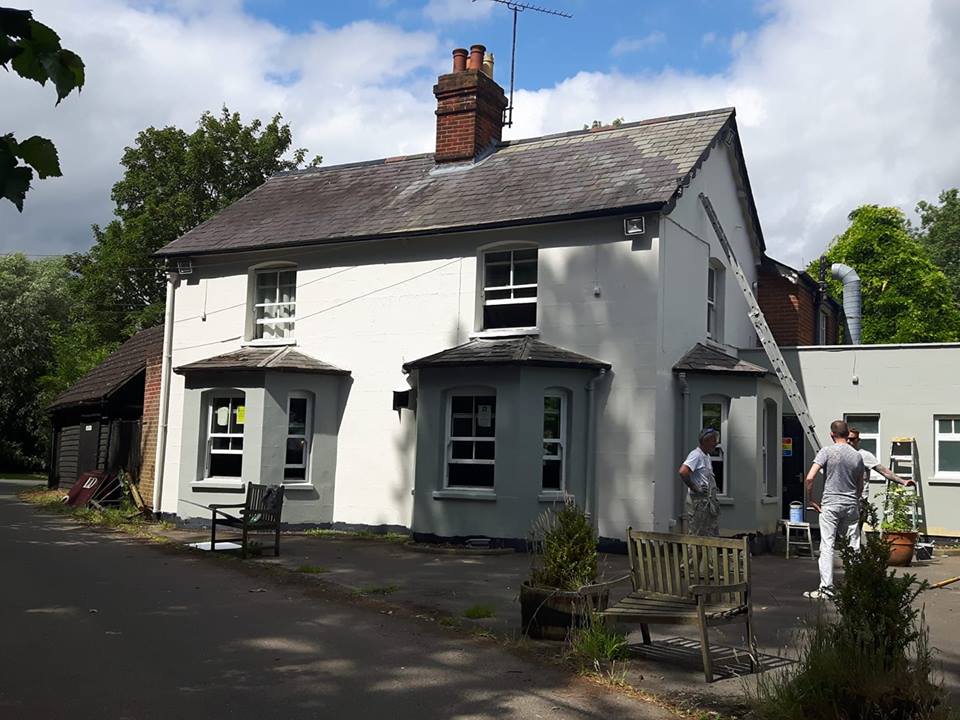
[520,501,610,640]
[881,484,919,567]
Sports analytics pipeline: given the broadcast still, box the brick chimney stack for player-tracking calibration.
[433,44,508,163]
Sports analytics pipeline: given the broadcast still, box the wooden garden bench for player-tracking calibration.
[209,484,285,558]
[601,529,758,682]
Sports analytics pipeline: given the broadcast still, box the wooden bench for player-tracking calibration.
[601,529,758,682]
[210,484,285,558]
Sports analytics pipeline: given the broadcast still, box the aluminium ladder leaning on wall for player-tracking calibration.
[697,194,823,513]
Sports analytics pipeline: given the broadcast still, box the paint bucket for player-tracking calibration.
[789,501,804,524]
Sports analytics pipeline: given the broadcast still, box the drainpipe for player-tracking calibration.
[677,372,690,530]
[584,368,607,528]
[830,263,861,345]
[152,271,179,516]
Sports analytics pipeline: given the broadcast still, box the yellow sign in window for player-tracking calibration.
[236,406,246,425]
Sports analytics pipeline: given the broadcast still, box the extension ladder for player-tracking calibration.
[698,193,822,459]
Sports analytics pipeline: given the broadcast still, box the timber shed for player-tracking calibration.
[48,326,163,493]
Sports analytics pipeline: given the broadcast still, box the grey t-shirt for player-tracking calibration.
[815,443,865,507]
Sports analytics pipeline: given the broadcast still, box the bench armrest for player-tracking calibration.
[689,582,749,597]
[578,574,632,594]
[209,503,246,509]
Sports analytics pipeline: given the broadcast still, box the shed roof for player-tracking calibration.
[49,326,164,411]
[672,343,768,376]
[174,346,350,376]
[403,337,610,372]
[156,108,740,258]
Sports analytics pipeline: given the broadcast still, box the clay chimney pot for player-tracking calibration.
[452,48,468,73]
[468,44,485,70]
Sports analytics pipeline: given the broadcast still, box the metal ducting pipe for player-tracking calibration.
[831,263,861,344]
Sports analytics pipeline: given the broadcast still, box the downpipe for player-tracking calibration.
[584,368,607,528]
[152,271,179,517]
[677,371,689,531]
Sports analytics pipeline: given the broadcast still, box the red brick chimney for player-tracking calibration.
[434,44,508,163]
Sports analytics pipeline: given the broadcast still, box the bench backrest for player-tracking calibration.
[244,483,285,527]
[626,529,750,604]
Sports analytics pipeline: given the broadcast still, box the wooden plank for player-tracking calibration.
[721,547,730,604]
[629,529,744,550]
[627,527,639,591]
[635,537,648,591]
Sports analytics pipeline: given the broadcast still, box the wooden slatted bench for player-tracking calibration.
[601,529,758,682]
[209,483,285,558]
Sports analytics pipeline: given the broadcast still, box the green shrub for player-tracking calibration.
[882,484,918,533]
[749,505,948,720]
[529,501,597,591]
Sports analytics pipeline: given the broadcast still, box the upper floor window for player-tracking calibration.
[707,261,724,342]
[284,393,312,482]
[935,416,960,477]
[206,393,245,478]
[542,393,566,492]
[481,248,537,330]
[701,397,727,494]
[254,268,296,340]
[446,393,496,488]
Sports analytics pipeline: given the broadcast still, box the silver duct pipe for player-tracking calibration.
[831,263,861,345]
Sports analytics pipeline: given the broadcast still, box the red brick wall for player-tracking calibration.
[757,267,818,346]
[434,70,507,163]
[138,356,162,508]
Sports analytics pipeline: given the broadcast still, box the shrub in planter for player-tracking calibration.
[521,501,608,640]
[882,484,920,567]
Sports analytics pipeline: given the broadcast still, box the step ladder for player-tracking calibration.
[699,193,822,461]
[882,437,927,540]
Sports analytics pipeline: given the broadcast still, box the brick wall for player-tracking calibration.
[757,266,817,345]
[433,70,507,163]
[138,356,162,508]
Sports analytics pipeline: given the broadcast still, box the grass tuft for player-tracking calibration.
[304,528,408,543]
[295,564,329,574]
[568,614,629,664]
[463,604,496,619]
[357,584,399,596]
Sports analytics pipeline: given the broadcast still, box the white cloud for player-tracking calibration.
[3,0,959,272]
[701,31,717,47]
[504,0,960,267]
[422,0,493,24]
[610,32,666,56]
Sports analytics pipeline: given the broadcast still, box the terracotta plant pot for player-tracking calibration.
[519,581,610,640]
[886,531,919,567]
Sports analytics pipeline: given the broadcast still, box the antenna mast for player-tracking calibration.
[481,0,572,127]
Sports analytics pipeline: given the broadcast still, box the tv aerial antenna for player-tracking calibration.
[476,0,572,127]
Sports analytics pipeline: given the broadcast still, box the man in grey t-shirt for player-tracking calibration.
[803,419,866,599]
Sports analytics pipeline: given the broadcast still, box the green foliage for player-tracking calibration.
[68,107,321,342]
[529,501,598,591]
[750,506,946,719]
[1,7,84,210]
[811,205,960,343]
[568,614,629,663]
[583,117,625,130]
[294,564,329,574]
[881,484,919,533]
[916,189,960,305]
[358,585,399,596]
[463,604,496,619]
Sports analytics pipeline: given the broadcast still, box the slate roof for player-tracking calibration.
[403,337,611,372]
[174,347,350,376]
[156,108,738,258]
[672,343,767,376]
[49,326,164,411]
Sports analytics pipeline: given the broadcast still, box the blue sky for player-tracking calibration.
[3,1,958,265]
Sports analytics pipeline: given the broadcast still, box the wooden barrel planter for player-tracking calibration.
[520,581,610,640]
[886,531,919,567]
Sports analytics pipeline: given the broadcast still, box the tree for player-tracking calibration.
[0,254,74,470]
[68,107,321,342]
[915,188,960,305]
[1,7,84,210]
[812,205,960,343]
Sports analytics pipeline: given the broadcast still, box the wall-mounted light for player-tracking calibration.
[623,217,645,236]
[175,258,193,275]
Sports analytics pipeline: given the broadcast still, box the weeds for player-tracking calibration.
[568,613,629,664]
[463,604,496,619]
[295,564,329,574]
[357,585,399,596]
[304,528,408,543]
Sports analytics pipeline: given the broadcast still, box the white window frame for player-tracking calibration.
[818,308,829,345]
[205,392,245,480]
[479,247,538,332]
[934,416,960,479]
[542,391,567,493]
[762,399,779,498]
[845,413,882,481]
[253,267,297,341]
[700,396,728,496]
[283,392,312,484]
[707,260,724,342]
[445,392,497,489]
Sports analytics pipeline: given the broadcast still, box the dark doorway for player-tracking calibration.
[76,420,101,481]
[781,414,805,518]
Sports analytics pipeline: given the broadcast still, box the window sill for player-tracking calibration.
[538,491,572,503]
[191,479,244,491]
[281,483,315,491]
[930,474,960,485]
[760,496,779,505]
[718,496,735,505]
[242,338,297,348]
[469,328,540,340]
[432,489,497,501]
